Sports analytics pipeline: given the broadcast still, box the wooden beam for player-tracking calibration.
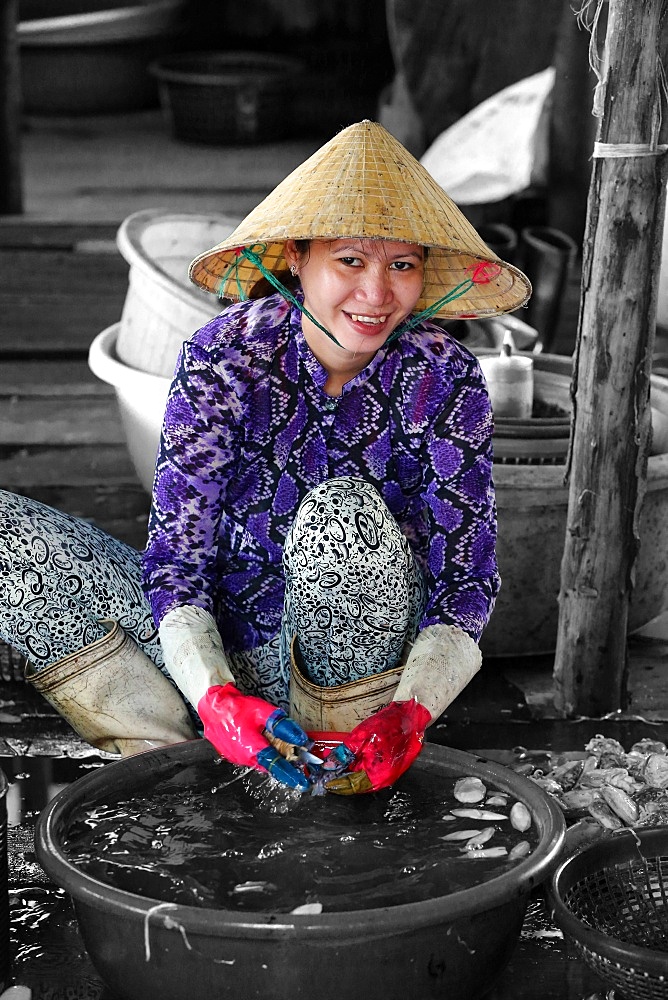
[553,0,668,716]
[0,220,118,247]
[0,0,22,214]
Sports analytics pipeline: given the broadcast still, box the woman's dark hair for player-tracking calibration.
[292,240,428,258]
[248,239,310,298]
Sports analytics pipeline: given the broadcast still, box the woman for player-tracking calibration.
[0,122,530,793]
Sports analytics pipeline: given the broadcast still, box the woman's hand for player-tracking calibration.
[324,699,431,795]
[324,625,481,795]
[198,683,311,791]
[158,606,311,791]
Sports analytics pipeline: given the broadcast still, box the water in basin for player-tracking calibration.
[61,756,537,914]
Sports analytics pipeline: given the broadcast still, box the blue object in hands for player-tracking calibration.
[256,746,311,792]
[265,709,310,747]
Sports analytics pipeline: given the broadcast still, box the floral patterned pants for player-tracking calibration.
[0,480,425,709]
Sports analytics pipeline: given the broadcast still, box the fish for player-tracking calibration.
[523,734,668,835]
[450,808,508,821]
[290,902,323,915]
[643,753,668,789]
[600,785,638,825]
[465,846,508,860]
[441,828,485,842]
[453,777,487,803]
[587,800,623,831]
[509,802,531,832]
[558,788,601,811]
[231,880,276,894]
[462,827,496,851]
[485,794,509,807]
[508,841,531,860]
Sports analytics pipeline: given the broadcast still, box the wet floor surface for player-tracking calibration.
[1,682,646,999]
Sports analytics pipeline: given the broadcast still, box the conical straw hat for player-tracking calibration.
[189,120,531,319]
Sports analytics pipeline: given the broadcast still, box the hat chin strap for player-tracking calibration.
[387,264,503,342]
[236,246,344,349]
[228,246,501,349]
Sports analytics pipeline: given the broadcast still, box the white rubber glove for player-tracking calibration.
[158,605,235,709]
[392,624,482,724]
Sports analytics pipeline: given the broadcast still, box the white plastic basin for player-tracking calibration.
[89,323,170,493]
[115,209,240,377]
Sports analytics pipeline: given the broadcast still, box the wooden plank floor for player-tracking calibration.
[19,111,321,222]
[0,222,150,553]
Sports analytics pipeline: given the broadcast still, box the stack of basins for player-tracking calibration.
[476,350,572,467]
[479,350,668,658]
[88,210,240,492]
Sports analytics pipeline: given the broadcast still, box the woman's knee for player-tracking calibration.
[285,477,400,568]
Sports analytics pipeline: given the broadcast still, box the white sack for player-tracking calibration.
[420,67,556,204]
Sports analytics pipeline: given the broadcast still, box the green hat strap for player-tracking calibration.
[217,246,503,349]
[218,244,343,347]
[386,261,503,343]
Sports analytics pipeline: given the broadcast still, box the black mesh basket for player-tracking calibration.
[547,828,668,999]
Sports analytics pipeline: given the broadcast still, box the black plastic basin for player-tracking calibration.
[35,740,565,1000]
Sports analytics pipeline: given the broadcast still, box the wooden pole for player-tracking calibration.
[553,0,668,717]
[0,0,22,215]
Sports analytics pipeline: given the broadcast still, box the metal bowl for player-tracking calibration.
[35,741,564,1000]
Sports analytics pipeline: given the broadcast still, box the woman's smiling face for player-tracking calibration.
[284,238,425,372]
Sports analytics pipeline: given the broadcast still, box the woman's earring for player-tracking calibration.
[290,264,298,277]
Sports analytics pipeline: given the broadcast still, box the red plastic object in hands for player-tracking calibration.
[325,700,431,795]
[197,683,310,790]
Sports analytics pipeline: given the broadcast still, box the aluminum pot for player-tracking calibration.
[35,740,564,1000]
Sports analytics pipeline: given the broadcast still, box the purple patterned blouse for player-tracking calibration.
[142,292,500,653]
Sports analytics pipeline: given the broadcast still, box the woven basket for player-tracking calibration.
[548,828,668,1000]
[150,51,303,145]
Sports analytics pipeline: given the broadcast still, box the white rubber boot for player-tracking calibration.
[25,619,196,756]
[288,636,404,733]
